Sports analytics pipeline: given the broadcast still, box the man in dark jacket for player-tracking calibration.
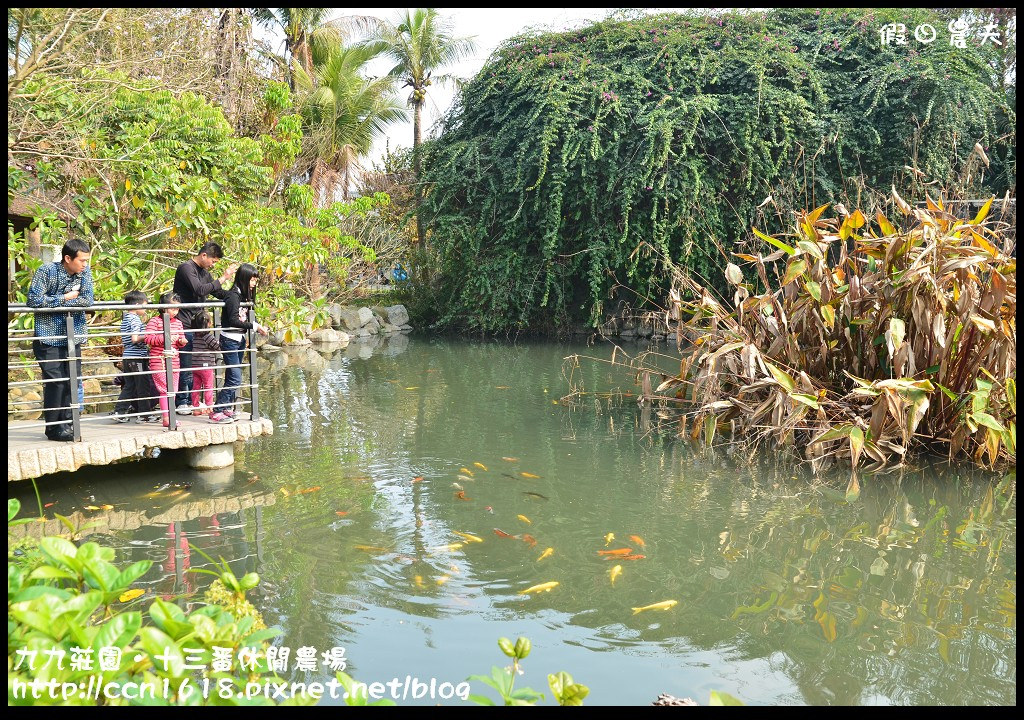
[172,242,237,415]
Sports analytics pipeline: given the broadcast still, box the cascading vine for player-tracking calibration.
[420,8,1015,332]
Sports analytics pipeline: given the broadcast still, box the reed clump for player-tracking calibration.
[655,191,1015,471]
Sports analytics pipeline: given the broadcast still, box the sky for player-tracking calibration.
[257,8,693,167]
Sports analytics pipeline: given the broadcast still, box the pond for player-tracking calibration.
[10,335,1016,706]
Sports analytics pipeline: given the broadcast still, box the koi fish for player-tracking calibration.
[493,528,518,539]
[452,482,464,491]
[430,543,464,553]
[523,491,549,500]
[452,531,483,543]
[457,475,475,483]
[621,554,646,561]
[632,600,678,615]
[455,490,472,501]
[405,386,419,390]
[604,532,615,546]
[473,462,488,471]
[484,506,494,514]
[609,565,623,585]
[460,467,474,476]
[354,545,391,553]
[414,575,425,588]
[517,514,532,525]
[630,535,646,547]
[537,547,554,562]
[44,502,56,508]
[436,575,450,586]
[335,511,349,516]
[520,472,541,479]
[412,476,424,483]
[280,488,291,496]
[495,386,511,389]
[296,486,321,494]
[502,457,519,462]
[598,548,634,556]
[518,581,559,595]
[521,533,537,548]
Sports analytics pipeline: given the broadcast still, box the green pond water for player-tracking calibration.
[10,336,1016,705]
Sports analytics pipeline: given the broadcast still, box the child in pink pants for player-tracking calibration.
[144,292,187,426]
[189,310,219,414]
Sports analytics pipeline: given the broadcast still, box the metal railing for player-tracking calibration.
[8,300,261,441]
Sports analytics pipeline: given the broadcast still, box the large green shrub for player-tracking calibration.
[420,8,1015,332]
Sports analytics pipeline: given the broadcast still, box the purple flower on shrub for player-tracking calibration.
[588,125,594,131]
[715,41,721,47]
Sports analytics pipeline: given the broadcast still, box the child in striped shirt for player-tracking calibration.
[144,292,188,427]
[113,290,159,423]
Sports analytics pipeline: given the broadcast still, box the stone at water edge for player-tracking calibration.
[357,307,374,326]
[338,307,362,331]
[384,304,409,327]
[327,303,344,328]
[309,328,350,344]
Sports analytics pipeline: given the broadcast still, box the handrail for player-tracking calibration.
[8,298,261,441]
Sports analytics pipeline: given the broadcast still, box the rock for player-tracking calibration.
[270,329,287,345]
[253,331,270,349]
[382,333,410,356]
[352,327,372,338]
[259,344,282,352]
[309,328,350,344]
[22,390,42,405]
[620,328,637,339]
[384,304,410,327]
[283,336,312,346]
[327,303,344,328]
[82,378,102,396]
[357,307,374,327]
[338,308,362,331]
[379,323,400,335]
[399,324,413,332]
[364,317,381,334]
[10,388,24,398]
[84,361,120,383]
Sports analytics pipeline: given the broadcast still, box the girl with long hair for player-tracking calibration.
[210,264,268,423]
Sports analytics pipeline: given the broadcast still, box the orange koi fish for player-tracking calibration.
[521,533,538,548]
[598,548,634,556]
[493,528,518,539]
[335,511,349,516]
[412,476,424,483]
[629,535,646,547]
[455,490,472,501]
[621,554,646,561]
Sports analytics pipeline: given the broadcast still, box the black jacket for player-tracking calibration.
[173,259,227,326]
[220,289,256,333]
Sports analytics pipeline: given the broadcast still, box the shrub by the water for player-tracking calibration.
[651,192,1015,470]
[420,8,1015,332]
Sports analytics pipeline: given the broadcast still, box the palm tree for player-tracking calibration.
[252,8,379,90]
[373,9,476,244]
[298,43,407,206]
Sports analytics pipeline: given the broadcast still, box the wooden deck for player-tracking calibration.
[8,414,274,482]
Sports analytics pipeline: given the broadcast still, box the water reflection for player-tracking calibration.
[9,337,1015,705]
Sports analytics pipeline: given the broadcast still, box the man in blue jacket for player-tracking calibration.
[27,238,94,441]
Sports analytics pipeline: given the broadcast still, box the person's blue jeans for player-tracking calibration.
[214,335,245,414]
[175,331,194,407]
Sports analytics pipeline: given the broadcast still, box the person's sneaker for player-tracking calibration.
[175,405,193,416]
[209,412,234,423]
[114,412,130,424]
[223,409,236,419]
[141,414,161,424]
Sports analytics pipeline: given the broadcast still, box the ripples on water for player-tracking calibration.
[10,336,1016,705]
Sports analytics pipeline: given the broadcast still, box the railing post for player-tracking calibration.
[65,314,81,442]
[212,305,222,389]
[163,311,176,432]
[248,323,260,421]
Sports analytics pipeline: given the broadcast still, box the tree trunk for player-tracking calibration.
[26,226,41,259]
[413,99,425,247]
[215,9,240,125]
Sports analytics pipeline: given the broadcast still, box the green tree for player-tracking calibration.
[373,8,476,244]
[252,7,377,90]
[299,43,406,205]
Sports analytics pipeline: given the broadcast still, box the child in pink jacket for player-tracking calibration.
[144,292,188,426]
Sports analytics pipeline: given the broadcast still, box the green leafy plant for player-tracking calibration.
[467,636,589,706]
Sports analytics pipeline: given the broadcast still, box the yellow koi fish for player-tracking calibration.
[537,547,554,562]
[436,575,450,586]
[449,564,461,575]
[452,531,483,543]
[631,600,678,615]
[609,565,623,586]
[474,462,488,471]
[353,545,391,553]
[517,514,532,525]
[502,457,519,462]
[604,532,615,546]
[518,581,559,595]
[460,468,474,476]
[414,575,425,588]
[430,543,464,553]
[520,472,541,479]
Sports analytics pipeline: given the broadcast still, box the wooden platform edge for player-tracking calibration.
[8,418,274,482]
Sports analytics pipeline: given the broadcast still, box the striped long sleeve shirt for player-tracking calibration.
[26,262,95,346]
